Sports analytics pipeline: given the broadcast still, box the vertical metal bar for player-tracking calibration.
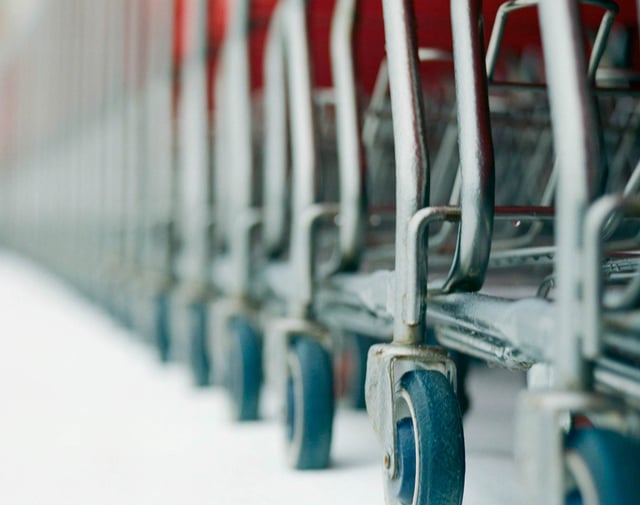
[70,0,82,280]
[115,0,128,297]
[284,0,320,315]
[443,0,495,293]
[262,5,288,257]
[485,1,510,81]
[176,0,210,287]
[285,0,317,234]
[124,0,143,295]
[331,0,364,269]
[223,0,255,296]
[538,0,598,390]
[98,0,112,299]
[225,0,252,212]
[586,1,618,82]
[107,0,126,305]
[213,49,230,250]
[380,0,430,344]
[361,59,388,149]
[85,0,103,293]
[135,0,151,294]
[146,0,175,283]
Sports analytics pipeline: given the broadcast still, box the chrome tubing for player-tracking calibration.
[380,0,430,344]
[330,0,365,270]
[443,0,495,293]
[262,5,289,257]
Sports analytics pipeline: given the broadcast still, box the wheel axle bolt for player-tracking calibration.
[384,453,390,468]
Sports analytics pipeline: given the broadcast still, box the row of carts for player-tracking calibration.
[1,0,640,503]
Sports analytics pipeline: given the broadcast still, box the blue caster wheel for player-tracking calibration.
[286,337,334,469]
[565,427,640,505]
[449,351,470,415]
[344,333,377,410]
[189,302,210,387]
[426,328,470,415]
[153,294,171,362]
[388,370,465,505]
[227,318,262,421]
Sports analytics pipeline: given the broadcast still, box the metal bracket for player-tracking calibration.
[289,203,339,318]
[229,207,262,298]
[263,316,333,404]
[515,390,625,505]
[365,343,456,479]
[209,296,258,386]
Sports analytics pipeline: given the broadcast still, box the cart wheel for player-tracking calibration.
[450,350,470,415]
[227,318,262,421]
[286,337,334,469]
[387,370,465,505]
[189,303,210,387]
[154,294,171,362]
[565,427,640,505]
[427,327,470,415]
[345,333,377,410]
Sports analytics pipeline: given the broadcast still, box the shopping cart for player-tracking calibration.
[311,0,640,503]
[0,0,639,503]
[123,0,176,359]
[164,0,216,383]
[208,0,276,419]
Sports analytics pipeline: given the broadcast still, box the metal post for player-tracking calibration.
[538,0,599,390]
[176,0,210,291]
[331,0,365,270]
[443,0,495,293]
[262,5,288,257]
[380,0,430,344]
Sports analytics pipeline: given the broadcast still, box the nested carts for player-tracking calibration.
[355,1,640,504]
[0,0,639,504]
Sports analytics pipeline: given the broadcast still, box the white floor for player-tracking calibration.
[0,252,525,505]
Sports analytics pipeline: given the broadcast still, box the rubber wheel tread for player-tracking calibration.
[392,370,465,505]
[566,427,640,505]
[189,303,210,387]
[286,338,334,470]
[228,318,262,421]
